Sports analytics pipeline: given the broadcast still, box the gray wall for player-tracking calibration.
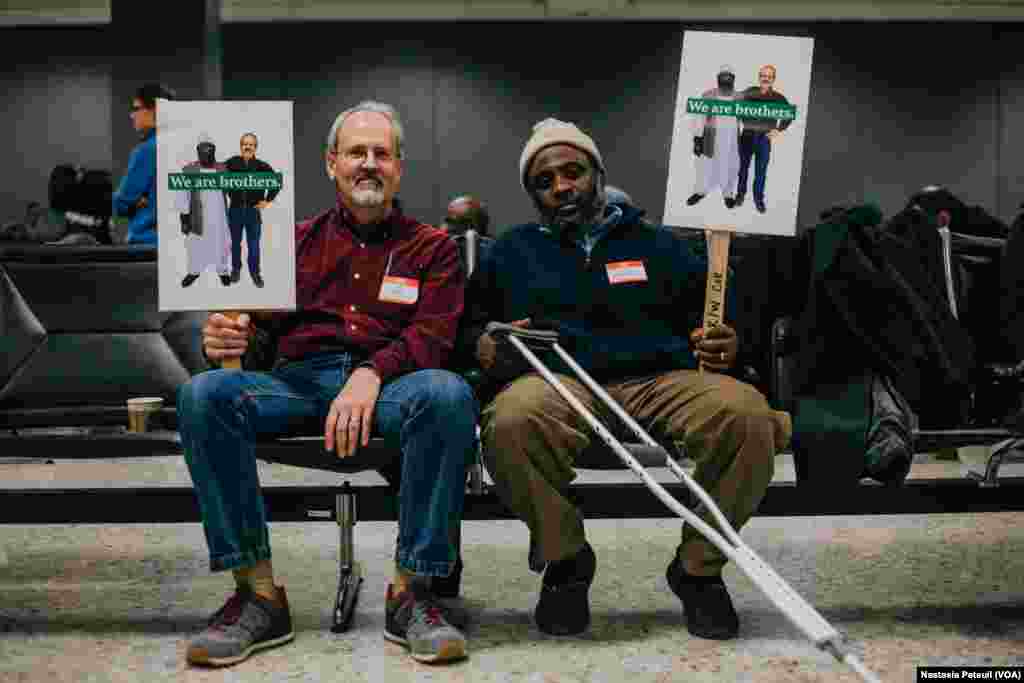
[0,26,112,224]
[2,21,1022,233]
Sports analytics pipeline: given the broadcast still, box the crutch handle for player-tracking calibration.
[622,443,675,467]
[485,321,559,344]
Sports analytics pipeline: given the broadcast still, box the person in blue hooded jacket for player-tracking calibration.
[112,83,175,245]
[460,118,791,642]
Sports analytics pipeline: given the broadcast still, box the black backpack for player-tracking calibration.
[46,164,114,244]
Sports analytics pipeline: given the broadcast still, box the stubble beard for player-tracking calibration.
[542,188,605,231]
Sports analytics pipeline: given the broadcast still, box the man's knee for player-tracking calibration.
[712,382,789,457]
[414,369,476,413]
[684,377,778,438]
[398,370,478,438]
[481,376,551,441]
[176,370,238,425]
[480,376,576,480]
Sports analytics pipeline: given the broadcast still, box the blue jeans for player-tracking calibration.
[177,353,478,577]
[737,130,772,202]
[228,207,262,277]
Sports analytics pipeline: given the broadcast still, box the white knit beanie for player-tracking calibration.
[519,118,604,191]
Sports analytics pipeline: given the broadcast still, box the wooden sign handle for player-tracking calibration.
[700,228,732,372]
[220,310,242,370]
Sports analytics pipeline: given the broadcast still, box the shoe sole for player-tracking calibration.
[186,631,294,667]
[537,624,590,638]
[383,629,467,663]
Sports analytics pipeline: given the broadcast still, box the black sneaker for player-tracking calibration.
[384,581,467,663]
[432,555,462,599]
[724,196,736,209]
[186,586,294,667]
[686,193,705,206]
[219,274,232,286]
[230,270,241,283]
[755,199,767,214]
[666,552,739,640]
[181,273,200,288]
[734,194,746,207]
[534,542,596,636]
[252,273,264,288]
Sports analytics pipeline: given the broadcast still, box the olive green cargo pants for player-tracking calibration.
[480,370,792,575]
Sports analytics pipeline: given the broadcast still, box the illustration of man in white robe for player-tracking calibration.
[176,137,231,287]
[687,65,741,209]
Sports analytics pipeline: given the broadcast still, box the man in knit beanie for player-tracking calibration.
[516,118,607,230]
[461,117,791,641]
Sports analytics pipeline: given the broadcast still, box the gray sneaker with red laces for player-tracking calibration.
[384,581,467,663]
[186,586,294,667]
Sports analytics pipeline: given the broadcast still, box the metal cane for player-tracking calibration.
[486,322,882,683]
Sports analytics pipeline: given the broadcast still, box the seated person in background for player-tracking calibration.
[442,194,494,274]
[112,83,175,245]
[461,118,791,640]
[177,101,476,667]
[6,166,116,245]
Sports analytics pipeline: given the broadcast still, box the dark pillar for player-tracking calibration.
[997,24,1024,223]
[110,0,221,178]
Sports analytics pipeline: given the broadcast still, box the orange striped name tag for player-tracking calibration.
[605,260,647,285]
[379,276,419,304]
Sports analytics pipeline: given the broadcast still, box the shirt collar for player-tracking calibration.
[333,197,408,244]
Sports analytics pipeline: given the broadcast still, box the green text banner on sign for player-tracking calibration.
[168,172,283,191]
[685,97,797,121]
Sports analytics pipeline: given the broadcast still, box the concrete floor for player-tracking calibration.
[1,451,1022,683]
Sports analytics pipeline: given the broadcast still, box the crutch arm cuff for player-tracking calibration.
[485,321,559,344]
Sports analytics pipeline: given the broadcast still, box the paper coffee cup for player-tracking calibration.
[127,396,164,433]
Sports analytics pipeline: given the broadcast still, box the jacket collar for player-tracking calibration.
[538,202,644,241]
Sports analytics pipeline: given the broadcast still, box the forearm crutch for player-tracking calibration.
[486,322,882,683]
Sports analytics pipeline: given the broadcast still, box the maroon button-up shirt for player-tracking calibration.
[275,200,464,383]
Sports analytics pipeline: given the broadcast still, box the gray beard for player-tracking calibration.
[352,187,385,207]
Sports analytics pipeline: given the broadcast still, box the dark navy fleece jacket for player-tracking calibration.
[462,204,737,383]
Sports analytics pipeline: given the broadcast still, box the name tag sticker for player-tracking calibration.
[379,276,419,304]
[606,260,648,285]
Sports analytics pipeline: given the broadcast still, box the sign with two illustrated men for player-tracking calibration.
[664,31,814,237]
[156,100,296,312]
